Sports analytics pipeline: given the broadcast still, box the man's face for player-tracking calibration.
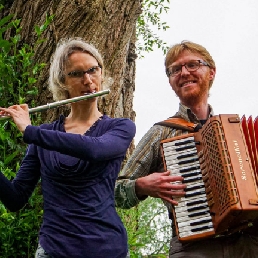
[167,50,216,106]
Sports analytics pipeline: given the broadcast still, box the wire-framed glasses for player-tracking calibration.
[67,65,102,78]
[166,60,210,77]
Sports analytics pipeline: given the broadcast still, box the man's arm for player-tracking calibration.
[115,125,186,208]
[115,126,161,208]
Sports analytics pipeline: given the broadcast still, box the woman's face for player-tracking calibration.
[64,51,102,99]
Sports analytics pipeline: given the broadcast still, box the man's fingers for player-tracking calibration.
[162,196,179,206]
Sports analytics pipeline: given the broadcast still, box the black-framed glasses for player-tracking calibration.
[166,60,210,77]
[67,65,102,78]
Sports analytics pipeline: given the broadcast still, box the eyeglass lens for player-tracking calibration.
[68,66,101,78]
[168,60,207,77]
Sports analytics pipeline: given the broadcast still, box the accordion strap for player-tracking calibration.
[154,117,202,132]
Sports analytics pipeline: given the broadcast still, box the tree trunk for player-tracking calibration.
[1,0,141,154]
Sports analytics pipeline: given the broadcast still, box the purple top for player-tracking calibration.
[0,115,136,258]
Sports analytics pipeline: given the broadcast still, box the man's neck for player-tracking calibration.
[185,102,209,120]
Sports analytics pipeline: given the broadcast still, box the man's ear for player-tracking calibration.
[209,67,216,80]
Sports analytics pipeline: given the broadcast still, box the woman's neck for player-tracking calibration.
[65,104,102,134]
[68,101,102,121]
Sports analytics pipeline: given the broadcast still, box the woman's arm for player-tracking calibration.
[0,145,41,211]
[23,118,136,161]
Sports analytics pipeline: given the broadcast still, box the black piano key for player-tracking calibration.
[186,199,207,207]
[175,139,194,146]
[187,205,208,213]
[189,210,210,218]
[185,190,206,198]
[175,144,195,152]
[180,166,200,173]
[185,184,204,192]
[183,176,203,184]
[178,157,199,165]
[190,218,212,226]
[177,152,196,160]
[180,171,201,178]
[191,225,214,232]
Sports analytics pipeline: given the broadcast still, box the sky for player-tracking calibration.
[134,0,258,143]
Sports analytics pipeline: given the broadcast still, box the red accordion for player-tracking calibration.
[160,114,258,242]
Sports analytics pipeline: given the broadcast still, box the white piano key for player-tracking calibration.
[165,155,198,165]
[179,222,214,234]
[175,193,208,206]
[175,202,208,213]
[163,136,195,147]
[176,208,210,221]
[179,224,214,238]
[177,215,212,228]
[167,166,201,175]
[166,161,201,171]
[163,148,197,158]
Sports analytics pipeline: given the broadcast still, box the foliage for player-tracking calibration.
[0,186,43,258]
[0,6,53,257]
[136,0,170,56]
[117,197,171,257]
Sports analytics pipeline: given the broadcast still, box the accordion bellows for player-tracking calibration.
[161,114,258,242]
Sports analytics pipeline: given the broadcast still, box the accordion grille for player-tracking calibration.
[199,119,240,216]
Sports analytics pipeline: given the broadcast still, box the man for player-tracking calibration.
[115,41,258,257]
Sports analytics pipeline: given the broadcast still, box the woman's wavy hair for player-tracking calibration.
[49,37,104,101]
[165,40,216,88]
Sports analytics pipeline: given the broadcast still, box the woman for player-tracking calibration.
[0,38,135,258]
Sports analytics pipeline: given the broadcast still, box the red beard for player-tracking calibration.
[175,74,210,106]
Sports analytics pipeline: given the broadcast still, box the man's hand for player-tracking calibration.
[0,104,31,133]
[135,171,186,205]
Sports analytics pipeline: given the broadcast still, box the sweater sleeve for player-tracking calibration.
[23,118,136,161]
[0,145,41,211]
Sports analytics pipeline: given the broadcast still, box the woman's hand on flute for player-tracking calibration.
[0,104,31,134]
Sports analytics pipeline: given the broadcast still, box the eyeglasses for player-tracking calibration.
[67,65,102,78]
[166,60,210,77]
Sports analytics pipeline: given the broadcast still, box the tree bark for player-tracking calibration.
[2,0,141,153]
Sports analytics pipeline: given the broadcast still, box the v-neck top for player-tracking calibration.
[0,115,136,258]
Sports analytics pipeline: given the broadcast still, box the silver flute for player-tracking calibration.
[0,89,110,120]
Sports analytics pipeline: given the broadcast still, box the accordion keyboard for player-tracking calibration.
[162,135,215,239]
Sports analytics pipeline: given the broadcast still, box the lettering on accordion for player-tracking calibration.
[160,114,258,242]
[233,140,247,180]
